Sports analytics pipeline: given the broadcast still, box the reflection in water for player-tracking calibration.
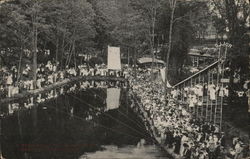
[0,84,168,159]
[106,88,120,111]
[81,145,168,159]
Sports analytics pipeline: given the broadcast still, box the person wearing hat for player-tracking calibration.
[6,73,13,97]
[182,143,191,159]
[234,140,244,159]
[180,133,189,156]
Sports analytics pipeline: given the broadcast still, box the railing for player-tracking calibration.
[0,75,127,104]
[172,43,231,131]
[1,77,128,116]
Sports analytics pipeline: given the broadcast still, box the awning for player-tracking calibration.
[137,57,165,65]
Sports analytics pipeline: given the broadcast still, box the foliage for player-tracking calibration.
[1,0,248,83]
[210,0,249,74]
[156,0,210,83]
[0,0,96,69]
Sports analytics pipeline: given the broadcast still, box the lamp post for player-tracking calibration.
[215,42,232,60]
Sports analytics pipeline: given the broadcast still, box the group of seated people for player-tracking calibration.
[129,68,249,159]
[0,61,128,98]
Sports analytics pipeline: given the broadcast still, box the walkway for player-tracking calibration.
[0,75,126,104]
[1,67,249,158]
[128,69,249,159]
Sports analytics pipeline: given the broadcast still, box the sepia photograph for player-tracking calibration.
[0,0,249,158]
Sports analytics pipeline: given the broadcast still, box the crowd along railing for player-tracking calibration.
[1,78,128,117]
[172,43,231,131]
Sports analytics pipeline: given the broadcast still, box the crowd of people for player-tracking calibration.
[3,77,127,116]
[0,60,249,158]
[129,68,249,159]
[171,83,229,109]
[0,61,127,99]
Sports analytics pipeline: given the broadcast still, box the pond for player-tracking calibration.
[0,85,170,159]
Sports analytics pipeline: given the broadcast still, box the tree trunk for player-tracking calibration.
[165,1,176,80]
[60,32,66,70]
[66,29,76,67]
[55,37,59,72]
[165,0,176,104]
[67,41,75,67]
[73,43,77,70]
[17,42,24,82]
[32,15,38,90]
[151,3,156,79]
[133,47,137,79]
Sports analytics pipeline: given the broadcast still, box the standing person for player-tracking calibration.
[22,64,30,79]
[180,133,189,156]
[6,73,13,97]
[11,66,17,83]
[244,81,250,113]
[208,84,216,101]
[182,143,191,159]
[203,84,208,96]
[36,75,42,89]
[174,131,181,154]
[234,141,244,159]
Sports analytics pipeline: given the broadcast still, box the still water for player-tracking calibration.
[0,86,169,159]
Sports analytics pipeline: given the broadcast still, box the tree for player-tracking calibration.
[210,0,249,107]
[156,0,210,83]
[210,0,249,75]
[0,0,50,86]
[89,0,120,51]
[130,0,162,71]
[165,0,177,83]
[0,0,96,75]
[0,1,30,80]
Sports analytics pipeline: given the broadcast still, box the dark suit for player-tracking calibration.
[183,148,191,159]
[174,136,181,154]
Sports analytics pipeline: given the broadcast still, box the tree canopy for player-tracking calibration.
[0,0,248,82]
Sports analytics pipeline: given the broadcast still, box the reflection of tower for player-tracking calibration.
[0,116,2,158]
[32,106,38,137]
[0,106,5,159]
[70,107,74,118]
[8,104,13,115]
[106,88,121,111]
[126,89,129,115]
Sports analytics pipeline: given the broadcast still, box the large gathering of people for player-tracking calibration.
[0,60,249,158]
[171,83,229,108]
[0,61,127,99]
[129,68,249,159]
[3,77,127,116]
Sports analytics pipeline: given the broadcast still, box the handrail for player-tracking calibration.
[173,60,219,87]
[0,75,127,104]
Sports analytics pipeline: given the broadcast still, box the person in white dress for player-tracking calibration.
[6,73,13,97]
[208,84,216,101]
